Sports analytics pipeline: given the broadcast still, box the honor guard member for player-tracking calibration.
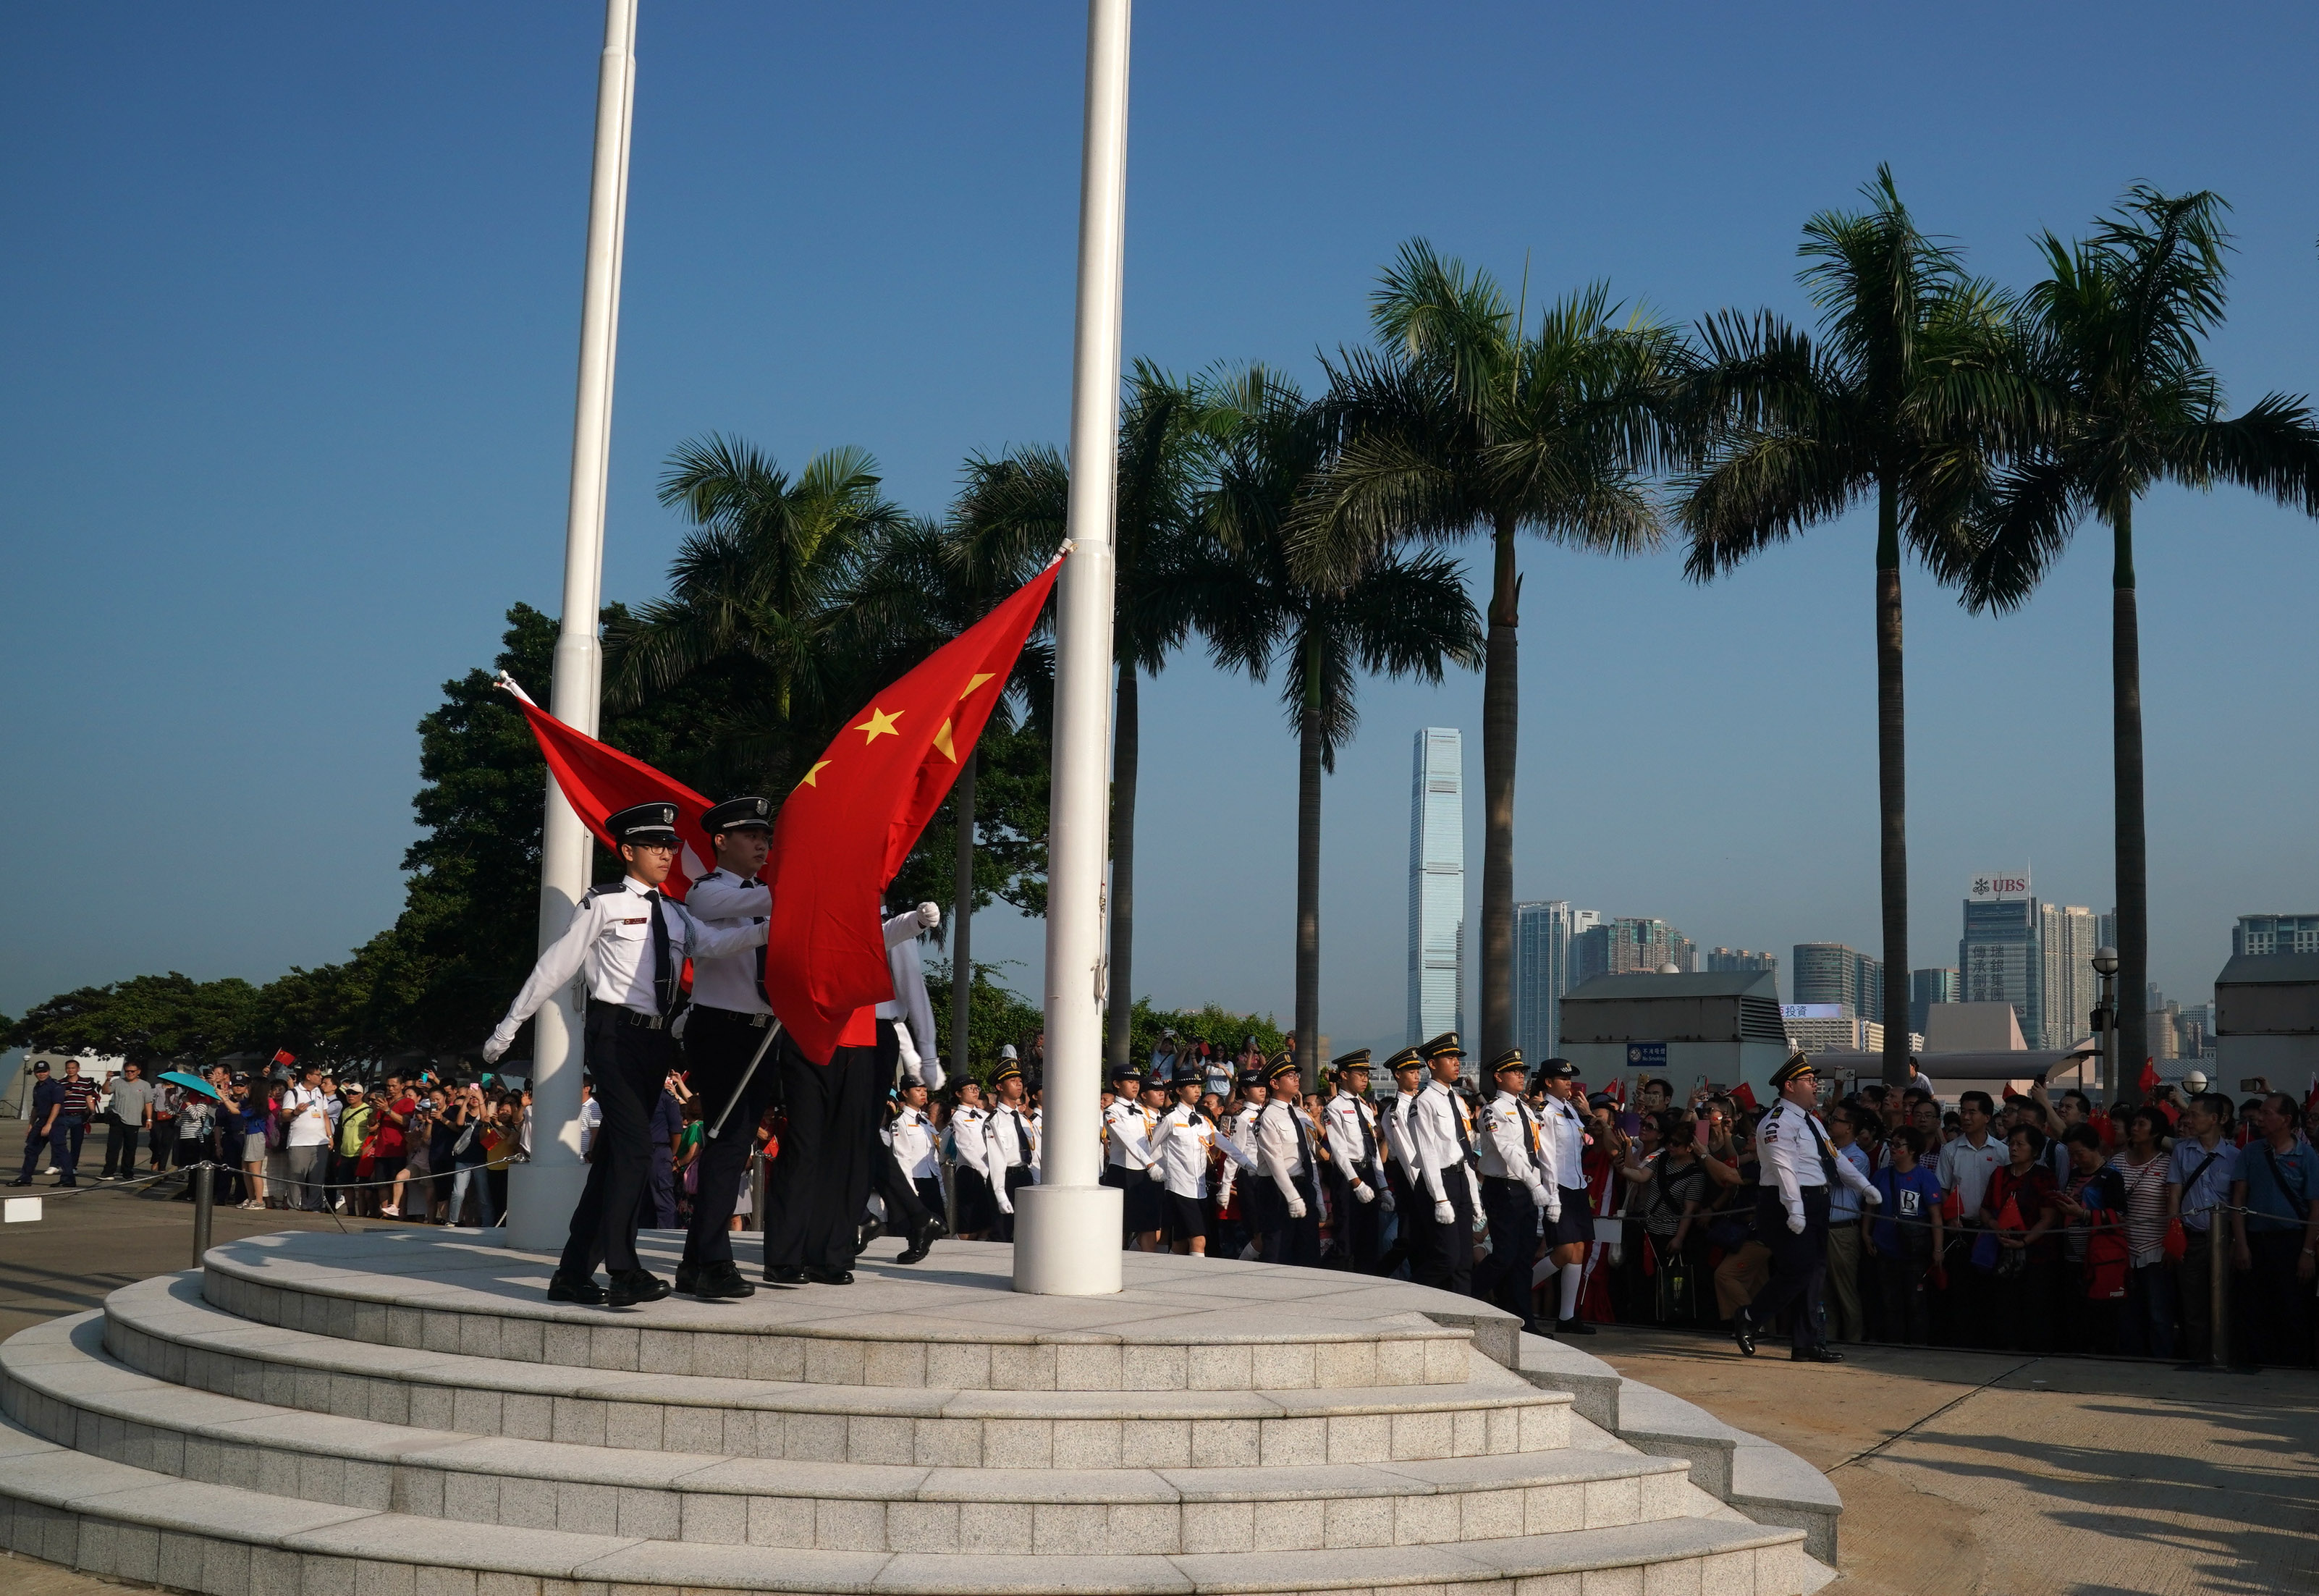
[1473,1050,1553,1329]
[1733,1054,1880,1362]
[1256,1056,1322,1266]
[672,795,783,1299]
[947,1078,993,1238]
[483,801,768,1307]
[1532,1058,1595,1333]
[1379,1048,1433,1277]
[1216,1070,1269,1257]
[1103,1063,1155,1244]
[1147,1073,1256,1255]
[1322,1052,1393,1272]
[1121,1074,1170,1252]
[882,1076,945,1263]
[981,1058,1040,1241]
[1408,1032,1481,1293]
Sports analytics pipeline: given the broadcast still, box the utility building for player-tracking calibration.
[1558,969,1791,1097]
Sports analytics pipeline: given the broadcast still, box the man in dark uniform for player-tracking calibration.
[484,802,767,1306]
[1733,1053,1880,1362]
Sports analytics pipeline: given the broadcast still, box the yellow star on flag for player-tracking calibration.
[960,672,995,700]
[932,718,956,761]
[853,706,903,744]
[798,759,832,788]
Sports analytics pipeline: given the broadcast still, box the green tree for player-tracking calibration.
[11,974,263,1065]
[1298,242,1685,1060]
[1200,368,1484,1086]
[1126,1001,1285,1074]
[921,959,1047,1084]
[1954,188,2319,1093]
[1677,169,2026,1084]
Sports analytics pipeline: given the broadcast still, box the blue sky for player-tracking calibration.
[4,2,2315,1050]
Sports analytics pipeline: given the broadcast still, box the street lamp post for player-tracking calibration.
[1011,0,1133,1297]
[2092,945,2120,1108]
[508,0,640,1252]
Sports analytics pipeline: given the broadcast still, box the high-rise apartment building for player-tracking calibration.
[1514,901,1598,1063]
[1406,728,1465,1047]
[1909,967,1961,1036]
[1792,943,1882,1019]
[1707,948,1781,1000]
[2038,905,2103,1047]
[2235,914,2319,955]
[1960,873,2041,1046]
[1576,918,1692,981]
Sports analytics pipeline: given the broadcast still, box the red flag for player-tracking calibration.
[1606,1078,1626,1104]
[2137,1057,2159,1096]
[271,1050,296,1068]
[499,679,714,901]
[1731,1082,1759,1113]
[762,556,1062,1063]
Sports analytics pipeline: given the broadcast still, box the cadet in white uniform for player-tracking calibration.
[882,1076,944,1263]
[1734,1054,1880,1362]
[1104,1065,1162,1249]
[1473,1050,1551,1330]
[1532,1058,1592,1333]
[1321,1052,1392,1272]
[1147,1073,1257,1254]
[982,1060,1039,1241]
[1410,1032,1481,1293]
[1216,1071,1268,1257]
[1256,1056,1322,1266]
[1379,1048,1434,1278]
[947,1078,993,1237]
[483,802,767,1308]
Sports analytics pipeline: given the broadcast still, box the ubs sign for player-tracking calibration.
[1969,871,2032,901]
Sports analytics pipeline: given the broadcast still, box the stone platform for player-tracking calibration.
[0,1229,1836,1595]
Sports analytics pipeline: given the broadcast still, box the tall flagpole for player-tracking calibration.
[510,0,641,1251]
[1014,0,1131,1296]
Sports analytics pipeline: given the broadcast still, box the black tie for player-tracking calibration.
[1352,1099,1379,1167]
[1012,1110,1033,1165]
[646,890,675,1016]
[1516,1101,1550,1178]
[1445,1090,1474,1157]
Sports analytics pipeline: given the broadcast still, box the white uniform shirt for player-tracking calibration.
[1149,1103,1256,1199]
[684,868,774,1016]
[875,913,942,1088]
[489,876,766,1052]
[1217,1105,1264,1206]
[282,1085,337,1149]
[1257,1099,1316,1204]
[1479,1089,1550,1206]
[1758,1099,1878,1223]
[1537,1094,1589,1194]
[947,1105,987,1174]
[984,1100,1039,1196]
[884,1106,940,1181]
[1104,1099,1158,1171]
[1385,1089,1441,1202]
[1322,1091,1389,1191]
[1936,1131,2006,1220]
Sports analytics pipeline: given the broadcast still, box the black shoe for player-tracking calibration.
[546,1271,607,1306]
[1732,1308,1757,1356]
[897,1217,945,1265]
[686,1262,755,1301]
[858,1214,884,1250]
[766,1265,808,1286]
[604,1269,670,1308]
[1791,1344,1845,1364]
[1555,1318,1596,1336]
[5,1180,29,1188]
[803,1267,855,1285]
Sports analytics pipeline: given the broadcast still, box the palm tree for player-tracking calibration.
[1953,188,2319,1098]
[605,434,911,784]
[1677,168,2027,1086]
[1201,368,1484,1086]
[1297,242,1685,1060]
[950,363,1237,1078]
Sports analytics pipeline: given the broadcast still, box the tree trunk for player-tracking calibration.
[1106,662,1139,1080]
[949,747,978,1079]
[2113,503,2148,1106]
[1479,514,1519,1070]
[1875,476,1912,1087]
[1296,632,1324,1094]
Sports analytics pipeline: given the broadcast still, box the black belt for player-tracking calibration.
[593,1003,668,1030]
[693,1005,772,1028]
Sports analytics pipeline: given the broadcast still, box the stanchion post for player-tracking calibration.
[191,1164,214,1270]
[2210,1217,2228,1369]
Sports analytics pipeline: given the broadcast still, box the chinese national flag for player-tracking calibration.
[499,679,714,901]
[2137,1057,2160,1096]
[1731,1082,1759,1113]
[271,1050,297,1068]
[763,555,1063,1063]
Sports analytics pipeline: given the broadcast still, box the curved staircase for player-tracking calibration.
[0,1229,1834,1595]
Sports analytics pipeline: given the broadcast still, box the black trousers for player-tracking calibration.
[869,1133,934,1234]
[149,1119,177,1173]
[1474,1175,1542,1323]
[1413,1167,1475,1295]
[955,1166,994,1234]
[1327,1168,1384,1272]
[764,1029,888,1272]
[2244,1230,2314,1367]
[912,1175,945,1219]
[559,1007,672,1279]
[102,1118,141,1178]
[1260,1175,1322,1267]
[680,1006,781,1267]
[1747,1186,1830,1350]
[990,1165,1036,1241]
[1377,1163,1416,1277]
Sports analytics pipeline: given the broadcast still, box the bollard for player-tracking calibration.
[191,1162,214,1269]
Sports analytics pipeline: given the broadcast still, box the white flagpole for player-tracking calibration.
[1013,0,1132,1296]
[509,0,641,1252]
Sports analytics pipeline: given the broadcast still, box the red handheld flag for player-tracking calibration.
[499,680,714,900]
[761,555,1063,1063]
[2137,1057,2159,1096]
[271,1050,297,1068]
[1731,1082,1759,1112]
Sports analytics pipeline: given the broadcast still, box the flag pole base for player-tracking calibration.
[1010,1184,1124,1296]
[507,1157,586,1254]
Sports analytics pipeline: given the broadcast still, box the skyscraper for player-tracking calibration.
[1576,918,1692,981]
[1515,901,1598,1062]
[1909,967,1961,1036]
[1707,948,1781,1000]
[2235,913,2319,955]
[1791,943,1881,1018]
[1406,727,1465,1048]
[1960,872,2041,1045]
[2039,904,2103,1047]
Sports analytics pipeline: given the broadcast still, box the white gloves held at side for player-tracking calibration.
[1286,1197,1308,1220]
[1786,1211,1807,1235]
[1351,1181,1375,1205]
[1435,1199,1456,1224]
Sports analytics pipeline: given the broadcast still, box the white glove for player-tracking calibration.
[1286,1196,1307,1220]
[1435,1199,1456,1224]
[916,901,941,929]
[1379,1190,1395,1213]
[997,1194,1015,1215]
[1786,1210,1807,1236]
[482,1031,511,1065]
[1545,1196,1562,1224]
[1351,1181,1374,1205]
[1862,1186,1883,1207]
[1145,1165,1164,1183]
